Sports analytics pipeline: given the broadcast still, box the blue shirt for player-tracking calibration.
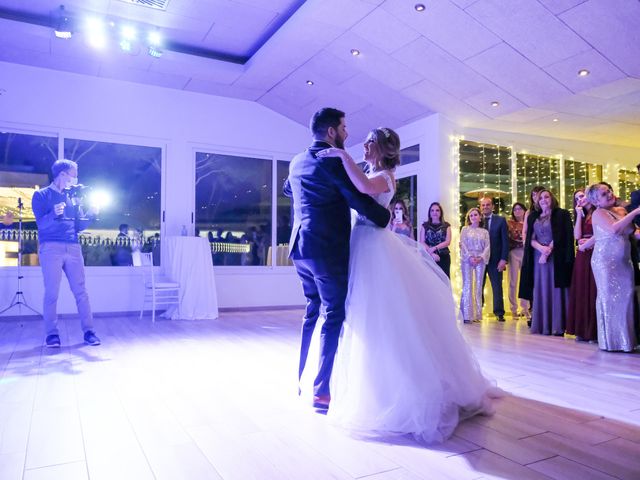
[32,185,92,244]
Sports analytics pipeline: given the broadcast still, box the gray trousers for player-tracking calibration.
[39,242,94,336]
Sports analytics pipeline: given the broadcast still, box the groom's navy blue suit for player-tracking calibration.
[284,140,391,398]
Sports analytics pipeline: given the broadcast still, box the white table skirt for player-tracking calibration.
[163,236,219,320]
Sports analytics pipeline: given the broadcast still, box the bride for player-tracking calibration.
[317,127,497,443]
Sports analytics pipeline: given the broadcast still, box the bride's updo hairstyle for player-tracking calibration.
[369,127,401,171]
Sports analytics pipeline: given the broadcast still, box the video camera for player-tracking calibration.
[58,184,92,221]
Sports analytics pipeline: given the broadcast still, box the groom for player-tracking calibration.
[284,108,391,409]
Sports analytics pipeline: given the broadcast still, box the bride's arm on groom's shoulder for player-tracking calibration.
[318,148,389,195]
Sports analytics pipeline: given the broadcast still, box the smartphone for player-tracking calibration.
[394,210,403,222]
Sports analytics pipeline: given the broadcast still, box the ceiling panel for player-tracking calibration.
[98,62,190,89]
[351,7,420,54]
[324,32,423,91]
[582,78,640,100]
[464,87,527,118]
[381,0,501,60]
[560,0,640,78]
[183,78,263,100]
[543,49,626,94]
[465,42,571,107]
[493,107,556,123]
[393,37,494,100]
[466,0,591,67]
[536,0,589,15]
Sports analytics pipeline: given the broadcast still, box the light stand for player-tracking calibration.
[0,197,41,317]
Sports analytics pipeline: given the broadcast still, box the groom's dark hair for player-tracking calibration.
[310,108,345,139]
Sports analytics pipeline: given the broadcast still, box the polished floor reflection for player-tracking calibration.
[0,311,639,480]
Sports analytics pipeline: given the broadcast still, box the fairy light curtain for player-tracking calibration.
[618,169,640,202]
[515,153,561,207]
[563,160,603,207]
[458,140,512,225]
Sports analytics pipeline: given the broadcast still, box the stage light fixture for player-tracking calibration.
[148,46,163,58]
[53,5,73,39]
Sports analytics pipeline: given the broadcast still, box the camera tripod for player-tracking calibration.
[0,198,41,317]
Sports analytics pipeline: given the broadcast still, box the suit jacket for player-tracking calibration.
[519,208,575,301]
[283,141,391,261]
[483,214,509,266]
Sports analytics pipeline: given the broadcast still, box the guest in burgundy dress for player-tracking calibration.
[567,189,598,342]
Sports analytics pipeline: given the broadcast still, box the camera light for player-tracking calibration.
[88,189,112,209]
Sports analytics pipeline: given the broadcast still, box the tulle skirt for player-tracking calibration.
[326,223,498,443]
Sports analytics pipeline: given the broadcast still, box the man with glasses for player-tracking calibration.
[32,159,101,348]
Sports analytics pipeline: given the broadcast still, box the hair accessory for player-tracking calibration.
[380,127,391,138]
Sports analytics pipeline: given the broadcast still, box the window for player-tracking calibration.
[276,160,293,266]
[400,144,419,166]
[619,169,640,203]
[459,141,512,223]
[195,151,272,266]
[63,138,162,266]
[563,160,602,208]
[0,131,58,266]
[394,175,418,237]
[515,153,561,208]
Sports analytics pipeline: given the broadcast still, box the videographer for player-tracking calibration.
[31,159,101,348]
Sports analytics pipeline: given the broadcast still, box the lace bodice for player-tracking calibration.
[370,170,396,208]
[355,170,396,226]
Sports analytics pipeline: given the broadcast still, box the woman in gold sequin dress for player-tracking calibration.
[587,183,639,352]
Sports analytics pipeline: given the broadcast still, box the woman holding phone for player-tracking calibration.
[389,199,414,239]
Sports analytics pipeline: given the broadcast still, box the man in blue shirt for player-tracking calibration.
[32,159,100,347]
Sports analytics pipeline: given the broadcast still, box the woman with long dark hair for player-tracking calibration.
[566,189,598,342]
[520,189,574,335]
[419,202,452,277]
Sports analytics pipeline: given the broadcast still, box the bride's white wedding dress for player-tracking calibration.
[327,170,497,443]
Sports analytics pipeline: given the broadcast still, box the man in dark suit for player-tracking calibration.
[627,163,640,225]
[480,196,509,322]
[284,107,390,409]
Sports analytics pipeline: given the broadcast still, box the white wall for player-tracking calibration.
[0,61,309,315]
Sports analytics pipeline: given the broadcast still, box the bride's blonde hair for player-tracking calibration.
[368,127,401,171]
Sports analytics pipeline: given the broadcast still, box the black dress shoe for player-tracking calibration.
[497,316,505,322]
[527,320,532,327]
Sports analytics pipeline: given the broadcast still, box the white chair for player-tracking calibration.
[139,252,180,322]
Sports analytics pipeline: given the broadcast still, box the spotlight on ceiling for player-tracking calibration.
[306,80,314,86]
[148,30,162,47]
[415,3,426,11]
[491,101,500,107]
[53,5,73,39]
[86,17,107,49]
[119,25,136,51]
[552,118,559,122]
[350,48,361,56]
[578,69,590,77]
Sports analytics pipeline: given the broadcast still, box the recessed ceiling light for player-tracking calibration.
[306,80,314,86]
[491,101,499,107]
[414,3,426,11]
[553,118,559,122]
[350,48,361,56]
[578,69,590,77]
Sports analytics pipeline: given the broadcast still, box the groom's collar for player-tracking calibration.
[310,140,333,150]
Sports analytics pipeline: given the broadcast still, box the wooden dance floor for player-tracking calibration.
[0,310,639,480]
